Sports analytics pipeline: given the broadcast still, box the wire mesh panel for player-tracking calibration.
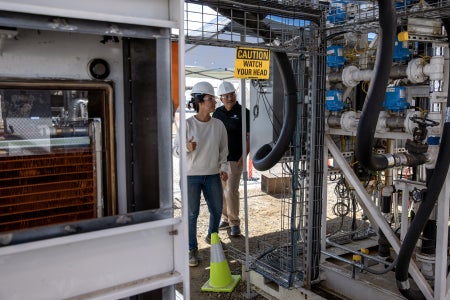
[185,0,324,51]
[184,0,327,289]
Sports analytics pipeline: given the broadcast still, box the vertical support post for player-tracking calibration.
[434,167,450,299]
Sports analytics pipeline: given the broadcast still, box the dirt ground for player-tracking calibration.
[172,111,341,299]
[172,111,280,299]
[172,166,352,300]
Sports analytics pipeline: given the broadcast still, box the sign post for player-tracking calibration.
[234,47,270,80]
[234,46,270,298]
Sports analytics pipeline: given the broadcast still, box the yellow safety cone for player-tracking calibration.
[201,232,241,292]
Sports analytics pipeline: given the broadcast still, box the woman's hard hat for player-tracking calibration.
[191,81,215,96]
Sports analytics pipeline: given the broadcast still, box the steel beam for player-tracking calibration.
[325,135,433,299]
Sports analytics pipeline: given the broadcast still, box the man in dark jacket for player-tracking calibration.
[213,81,250,237]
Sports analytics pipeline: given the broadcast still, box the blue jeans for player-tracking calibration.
[187,174,223,250]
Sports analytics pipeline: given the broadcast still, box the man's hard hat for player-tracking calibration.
[191,81,215,96]
[218,81,236,96]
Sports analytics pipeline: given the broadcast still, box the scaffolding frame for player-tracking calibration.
[184,0,327,290]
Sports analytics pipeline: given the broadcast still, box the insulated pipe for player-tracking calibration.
[395,18,450,300]
[328,113,407,131]
[327,65,408,85]
[326,238,392,266]
[355,0,396,171]
[211,6,298,171]
[329,58,442,87]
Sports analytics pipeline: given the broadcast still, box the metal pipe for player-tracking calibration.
[325,135,434,299]
[327,65,408,84]
[188,0,322,23]
[326,238,392,266]
[50,126,89,136]
[0,208,173,246]
[69,98,88,122]
[327,114,342,128]
[385,115,406,129]
[322,249,364,270]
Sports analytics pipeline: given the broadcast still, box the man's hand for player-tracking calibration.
[237,156,243,168]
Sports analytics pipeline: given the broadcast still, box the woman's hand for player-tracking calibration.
[220,171,228,181]
[186,136,197,152]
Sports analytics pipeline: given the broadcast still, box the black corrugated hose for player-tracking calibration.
[252,51,298,171]
[355,0,396,171]
[395,17,450,299]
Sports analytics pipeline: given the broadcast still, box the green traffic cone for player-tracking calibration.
[201,232,241,292]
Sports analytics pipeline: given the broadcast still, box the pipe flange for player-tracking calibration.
[342,65,360,87]
[406,58,426,84]
[340,111,356,132]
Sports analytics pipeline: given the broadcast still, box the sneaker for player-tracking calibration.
[219,221,230,230]
[189,248,199,267]
[230,226,241,237]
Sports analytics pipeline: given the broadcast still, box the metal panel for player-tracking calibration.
[0,219,182,300]
[0,29,124,82]
[0,0,180,28]
[123,35,172,212]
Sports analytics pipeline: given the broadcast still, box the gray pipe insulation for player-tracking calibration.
[327,65,408,83]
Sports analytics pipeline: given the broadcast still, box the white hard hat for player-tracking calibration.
[218,81,236,96]
[191,81,215,96]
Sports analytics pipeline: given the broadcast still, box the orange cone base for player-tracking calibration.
[201,274,241,292]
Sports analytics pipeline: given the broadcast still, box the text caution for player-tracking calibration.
[234,47,270,80]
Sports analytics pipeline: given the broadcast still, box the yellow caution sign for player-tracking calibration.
[234,47,270,80]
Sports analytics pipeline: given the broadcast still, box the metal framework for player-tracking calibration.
[184,0,327,291]
[185,1,450,300]
[0,1,189,299]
